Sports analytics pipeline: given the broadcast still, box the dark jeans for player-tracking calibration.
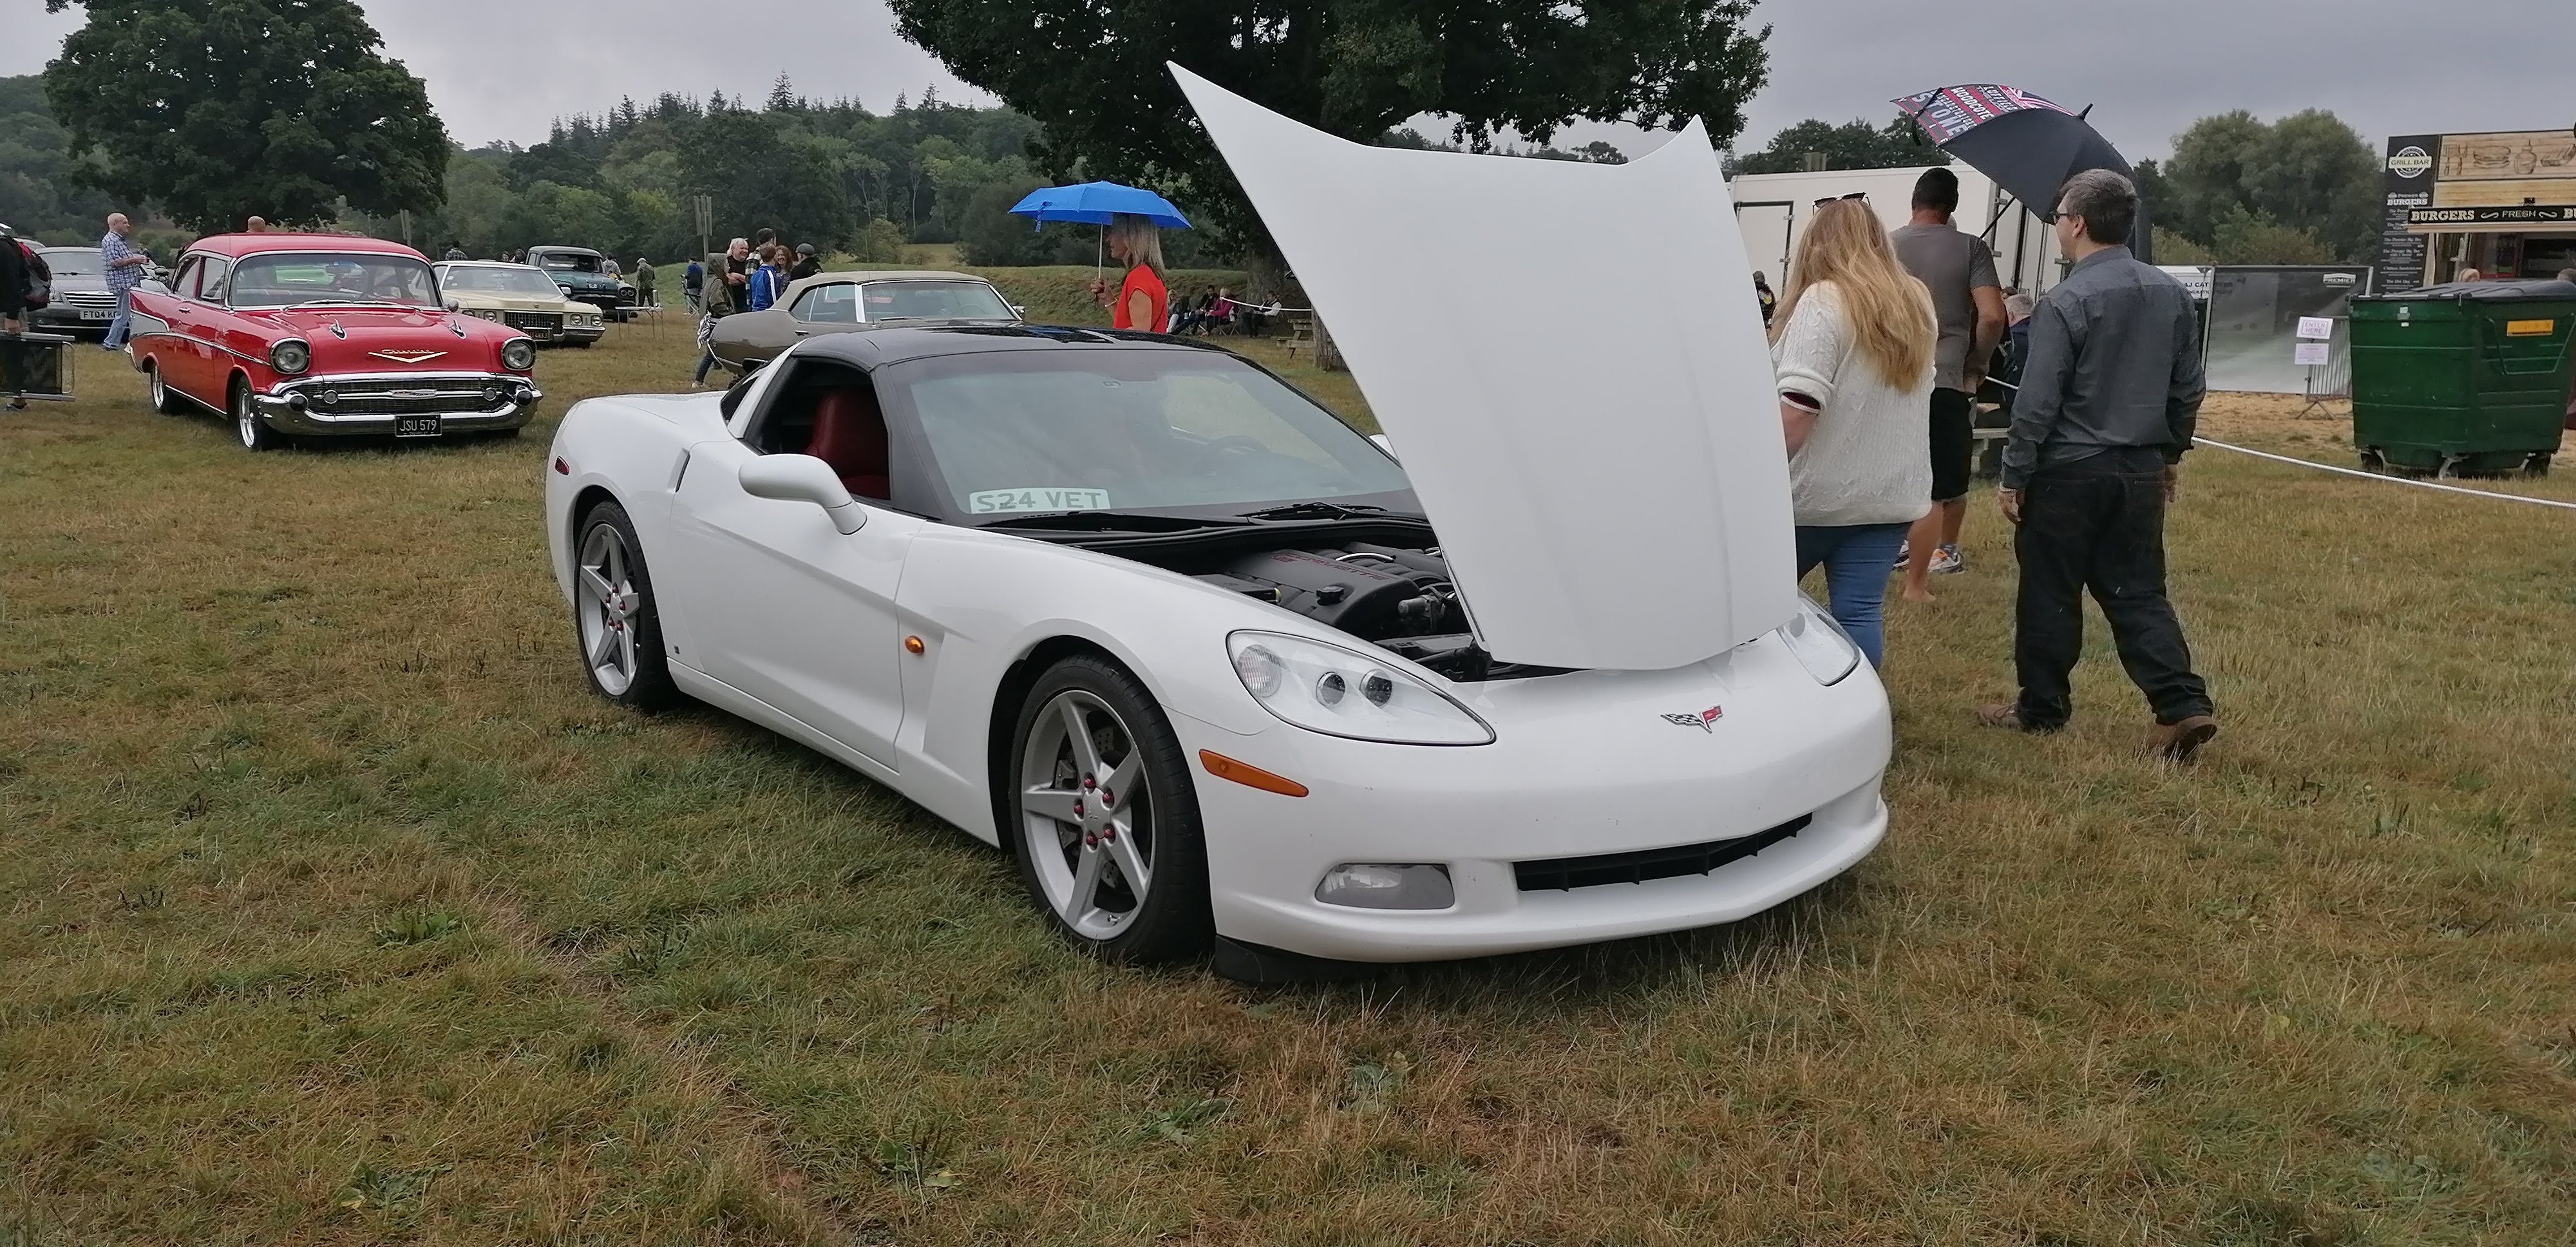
[2012,452,2211,728]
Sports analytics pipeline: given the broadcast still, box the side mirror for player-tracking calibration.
[739,454,866,534]
[1009,304,1027,317]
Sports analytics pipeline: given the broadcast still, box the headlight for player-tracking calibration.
[269,339,310,374]
[1778,595,1862,685]
[501,339,536,371]
[1227,631,1493,745]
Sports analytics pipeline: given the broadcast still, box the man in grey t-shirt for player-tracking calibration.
[1890,167,2005,600]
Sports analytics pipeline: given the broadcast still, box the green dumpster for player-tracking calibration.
[2349,278,2576,477]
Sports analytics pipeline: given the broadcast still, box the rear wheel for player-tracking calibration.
[230,377,279,451]
[573,501,679,710]
[1007,656,1211,962]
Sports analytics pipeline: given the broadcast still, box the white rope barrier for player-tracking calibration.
[2190,436,2576,512]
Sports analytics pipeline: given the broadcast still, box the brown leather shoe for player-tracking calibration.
[2147,715,2218,761]
[1976,703,2029,730]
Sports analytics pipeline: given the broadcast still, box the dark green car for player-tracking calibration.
[525,246,632,321]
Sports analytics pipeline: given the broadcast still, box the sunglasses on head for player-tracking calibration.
[1812,192,1868,207]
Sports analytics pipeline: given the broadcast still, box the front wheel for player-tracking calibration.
[573,501,679,710]
[230,377,279,450]
[1007,656,1211,962]
[144,358,187,415]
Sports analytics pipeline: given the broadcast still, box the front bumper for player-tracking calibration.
[252,372,542,437]
[1177,634,1894,962]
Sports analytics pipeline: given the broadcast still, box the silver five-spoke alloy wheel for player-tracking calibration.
[578,522,645,696]
[1019,690,1156,940]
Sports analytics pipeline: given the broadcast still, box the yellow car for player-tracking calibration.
[433,261,608,347]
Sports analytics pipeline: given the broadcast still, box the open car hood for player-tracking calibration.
[1173,67,1797,671]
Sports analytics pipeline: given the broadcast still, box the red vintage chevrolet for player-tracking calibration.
[126,233,542,450]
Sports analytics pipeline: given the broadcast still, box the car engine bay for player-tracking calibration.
[1082,526,1558,681]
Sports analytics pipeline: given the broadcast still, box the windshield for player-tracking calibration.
[533,251,604,275]
[229,252,439,308]
[860,280,1014,322]
[42,249,102,276]
[442,265,564,297]
[885,347,1411,520]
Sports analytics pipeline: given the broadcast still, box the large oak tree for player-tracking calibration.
[43,0,448,230]
[887,0,1772,260]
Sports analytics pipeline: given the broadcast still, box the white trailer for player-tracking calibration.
[1727,164,2065,298]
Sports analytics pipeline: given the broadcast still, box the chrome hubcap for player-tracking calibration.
[148,365,165,408]
[234,388,257,446]
[577,523,643,696]
[1019,690,1153,940]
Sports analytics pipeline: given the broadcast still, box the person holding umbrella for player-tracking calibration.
[1089,213,1169,332]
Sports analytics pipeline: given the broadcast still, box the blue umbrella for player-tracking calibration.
[1010,182,1191,280]
[1008,182,1190,229]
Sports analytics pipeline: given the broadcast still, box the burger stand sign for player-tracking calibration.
[2378,129,2576,292]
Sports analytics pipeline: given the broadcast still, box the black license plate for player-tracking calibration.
[394,414,442,438]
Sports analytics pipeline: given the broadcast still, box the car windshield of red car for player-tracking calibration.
[230,253,440,309]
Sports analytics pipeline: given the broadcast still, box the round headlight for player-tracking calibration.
[270,340,310,375]
[501,339,536,372]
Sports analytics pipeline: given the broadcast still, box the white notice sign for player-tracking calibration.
[2297,316,2335,340]
[2294,341,2331,366]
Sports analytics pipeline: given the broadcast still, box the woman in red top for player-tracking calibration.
[1090,213,1167,331]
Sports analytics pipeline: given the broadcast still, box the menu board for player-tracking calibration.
[2378,135,2443,292]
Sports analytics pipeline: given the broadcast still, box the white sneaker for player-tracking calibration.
[1893,542,1911,569]
[1929,544,1964,575]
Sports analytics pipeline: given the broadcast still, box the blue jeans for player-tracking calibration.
[1794,521,1911,669]
[100,288,134,350]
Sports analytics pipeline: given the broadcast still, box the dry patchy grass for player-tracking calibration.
[3,326,2572,1244]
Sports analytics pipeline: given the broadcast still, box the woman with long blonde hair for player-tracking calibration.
[1089,213,1169,332]
[1768,197,1937,667]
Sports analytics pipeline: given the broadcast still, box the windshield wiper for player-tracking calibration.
[1238,502,1390,522]
[976,510,1252,533]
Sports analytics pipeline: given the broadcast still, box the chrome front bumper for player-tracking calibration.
[253,372,543,437]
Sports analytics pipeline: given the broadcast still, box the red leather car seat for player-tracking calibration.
[804,386,891,500]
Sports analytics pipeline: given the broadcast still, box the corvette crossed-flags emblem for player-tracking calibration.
[1661,706,1723,732]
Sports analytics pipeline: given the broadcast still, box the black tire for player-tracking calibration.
[571,500,681,711]
[2357,448,2387,474]
[229,376,280,451]
[1003,655,1212,962]
[143,359,188,416]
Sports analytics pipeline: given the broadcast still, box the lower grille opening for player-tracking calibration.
[1513,814,1812,891]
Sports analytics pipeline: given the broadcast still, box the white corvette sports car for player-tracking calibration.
[542,74,1892,976]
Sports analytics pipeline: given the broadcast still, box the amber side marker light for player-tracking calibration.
[904,635,925,654]
[1198,750,1309,797]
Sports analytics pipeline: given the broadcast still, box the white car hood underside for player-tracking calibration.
[1175,66,1797,671]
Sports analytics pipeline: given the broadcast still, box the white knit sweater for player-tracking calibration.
[1769,282,1935,527]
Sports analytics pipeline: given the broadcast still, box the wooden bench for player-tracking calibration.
[1279,314,1316,360]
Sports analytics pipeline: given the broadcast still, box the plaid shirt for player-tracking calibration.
[101,231,143,292]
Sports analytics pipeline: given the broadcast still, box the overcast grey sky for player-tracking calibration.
[8,0,2568,162]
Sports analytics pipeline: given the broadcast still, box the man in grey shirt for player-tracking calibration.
[1891,167,2005,598]
[1983,169,2215,760]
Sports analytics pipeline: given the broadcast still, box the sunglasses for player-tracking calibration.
[1812,193,1869,207]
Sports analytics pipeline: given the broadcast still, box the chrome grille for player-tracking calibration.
[294,378,514,417]
[503,311,564,338]
[60,290,115,309]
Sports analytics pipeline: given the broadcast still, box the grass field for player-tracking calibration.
[3,323,2573,1245]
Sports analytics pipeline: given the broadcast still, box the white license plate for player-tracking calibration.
[80,309,111,321]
